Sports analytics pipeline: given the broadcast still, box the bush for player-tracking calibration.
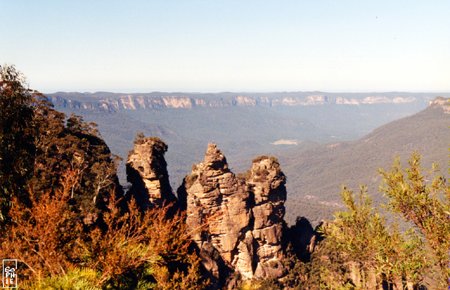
[308,153,449,289]
[0,168,208,289]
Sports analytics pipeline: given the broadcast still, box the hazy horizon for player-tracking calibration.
[2,1,450,92]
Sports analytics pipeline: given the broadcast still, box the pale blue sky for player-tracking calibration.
[1,0,449,92]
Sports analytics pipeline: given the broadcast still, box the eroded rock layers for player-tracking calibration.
[126,136,176,209]
[179,143,287,281]
[126,138,291,282]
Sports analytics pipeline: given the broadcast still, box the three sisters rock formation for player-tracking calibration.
[126,136,313,285]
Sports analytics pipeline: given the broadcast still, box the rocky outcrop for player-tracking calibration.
[125,138,312,284]
[246,156,287,278]
[179,144,251,281]
[126,135,176,209]
[178,144,288,282]
[429,96,450,113]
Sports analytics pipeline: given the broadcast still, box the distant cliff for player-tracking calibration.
[428,96,450,113]
[46,91,432,112]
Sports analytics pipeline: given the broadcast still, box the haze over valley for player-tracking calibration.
[49,91,450,224]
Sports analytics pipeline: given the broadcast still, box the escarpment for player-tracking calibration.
[178,144,288,281]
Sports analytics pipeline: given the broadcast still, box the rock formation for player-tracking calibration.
[126,135,176,209]
[178,144,288,282]
[246,156,287,279]
[429,96,450,113]
[125,138,308,285]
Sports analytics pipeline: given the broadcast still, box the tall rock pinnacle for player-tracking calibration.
[126,135,176,209]
[179,144,287,282]
[247,156,287,278]
[182,143,251,280]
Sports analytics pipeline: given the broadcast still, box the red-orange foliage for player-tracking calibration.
[0,169,207,289]
[86,195,204,288]
[0,170,83,281]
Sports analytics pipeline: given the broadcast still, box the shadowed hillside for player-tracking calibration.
[282,98,450,225]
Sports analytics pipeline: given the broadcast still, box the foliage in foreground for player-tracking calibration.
[0,65,36,222]
[380,153,450,279]
[0,169,207,289]
[1,64,122,229]
[308,154,449,290]
[0,64,208,289]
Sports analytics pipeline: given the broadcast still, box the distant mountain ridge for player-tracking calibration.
[46,91,447,112]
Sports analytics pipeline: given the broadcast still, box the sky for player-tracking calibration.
[1,0,449,93]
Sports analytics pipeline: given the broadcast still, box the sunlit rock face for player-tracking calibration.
[126,139,295,283]
[47,92,420,112]
[429,96,450,113]
[126,136,176,209]
[246,156,287,279]
[180,144,287,281]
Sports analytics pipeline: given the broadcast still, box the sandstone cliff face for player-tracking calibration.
[126,136,176,209]
[429,96,450,113]
[48,92,420,112]
[179,144,287,281]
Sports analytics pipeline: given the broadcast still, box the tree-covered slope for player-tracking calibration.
[282,98,450,225]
